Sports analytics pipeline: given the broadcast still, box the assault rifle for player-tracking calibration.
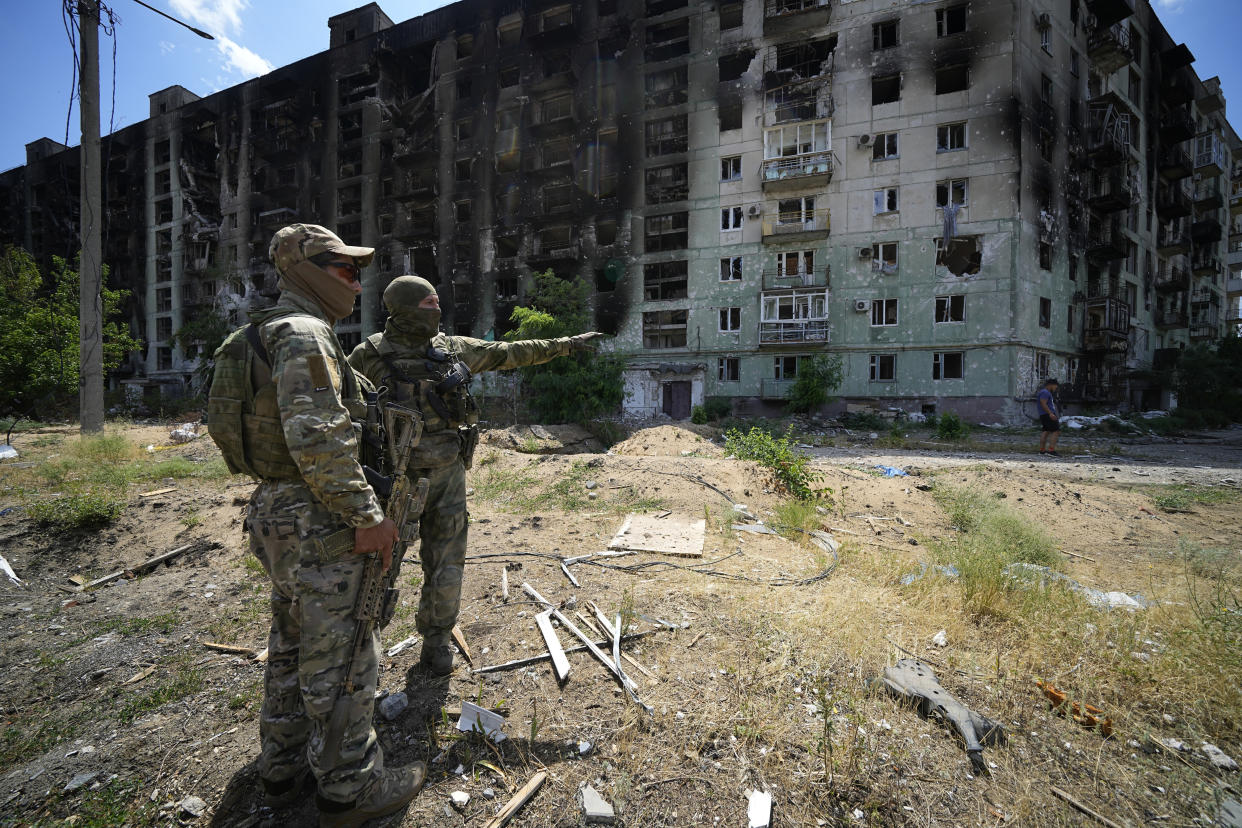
[323,402,428,765]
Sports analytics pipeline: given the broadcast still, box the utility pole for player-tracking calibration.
[76,1,213,435]
[79,0,104,434]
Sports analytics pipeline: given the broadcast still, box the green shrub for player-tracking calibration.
[786,354,844,414]
[724,426,826,501]
[936,412,970,440]
[691,405,708,424]
[27,491,124,529]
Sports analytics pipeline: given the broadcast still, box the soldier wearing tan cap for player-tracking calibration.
[211,224,424,827]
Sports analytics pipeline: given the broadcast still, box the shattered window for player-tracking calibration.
[773,356,799,380]
[643,260,688,300]
[870,354,896,382]
[935,295,965,323]
[642,309,688,349]
[937,122,967,152]
[873,20,898,50]
[936,4,967,37]
[933,352,964,380]
[721,155,742,181]
[872,74,901,105]
[498,64,519,88]
[1039,297,1052,328]
[936,178,968,208]
[872,132,899,160]
[935,64,969,94]
[872,242,898,273]
[871,298,898,327]
[719,307,741,332]
[720,256,743,281]
[718,357,740,382]
[873,188,899,214]
[721,206,744,231]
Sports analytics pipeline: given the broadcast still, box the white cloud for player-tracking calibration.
[159,40,176,55]
[1153,0,1189,13]
[216,36,273,78]
[168,0,248,35]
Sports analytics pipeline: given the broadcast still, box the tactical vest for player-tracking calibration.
[376,342,479,470]
[207,314,362,480]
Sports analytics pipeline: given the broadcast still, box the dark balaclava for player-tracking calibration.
[383,275,441,346]
[268,224,373,322]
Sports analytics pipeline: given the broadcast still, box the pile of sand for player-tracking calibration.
[610,425,724,457]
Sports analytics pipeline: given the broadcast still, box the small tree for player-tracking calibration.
[786,353,844,414]
[0,248,141,422]
[170,307,232,393]
[505,270,624,423]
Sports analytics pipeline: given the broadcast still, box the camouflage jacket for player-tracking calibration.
[348,332,572,467]
[252,290,384,528]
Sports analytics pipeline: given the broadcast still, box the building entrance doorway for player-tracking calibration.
[661,381,691,419]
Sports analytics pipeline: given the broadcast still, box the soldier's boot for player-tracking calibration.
[317,763,427,828]
[417,642,454,677]
[261,769,311,809]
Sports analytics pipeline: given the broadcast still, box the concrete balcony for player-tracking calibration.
[759,319,829,346]
[1192,216,1223,245]
[1087,220,1127,261]
[760,151,836,191]
[1158,146,1193,180]
[761,208,830,243]
[1159,108,1196,145]
[1156,183,1193,218]
[761,267,829,290]
[1088,22,1134,75]
[759,378,794,399]
[1195,181,1224,211]
[1195,134,1227,175]
[1088,170,1133,213]
[763,0,830,35]
[1156,227,1191,255]
[1155,307,1189,328]
[1191,255,1221,277]
[1154,267,1190,292]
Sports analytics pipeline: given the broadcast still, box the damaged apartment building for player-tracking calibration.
[1,0,1240,421]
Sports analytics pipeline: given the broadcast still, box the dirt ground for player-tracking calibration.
[0,420,1239,827]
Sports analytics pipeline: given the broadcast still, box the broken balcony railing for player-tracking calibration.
[762,208,830,237]
[764,0,830,19]
[761,152,836,184]
[761,267,828,290]
[759,318,829,345]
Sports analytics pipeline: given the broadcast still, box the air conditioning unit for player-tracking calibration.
[857,133,873,148]
[858,246,873,258]
[747,204,762,218]
[854,299,870,312]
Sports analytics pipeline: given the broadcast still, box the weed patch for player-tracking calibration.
[116,658,205,724]
[930,486,1059,618]
[31,779,159,828]
[725,426,827,501]
[0,720,76,775]
[26,491,124,528]
[1150,484,1240,513]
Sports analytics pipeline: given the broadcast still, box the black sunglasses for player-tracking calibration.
[326,261,361,280]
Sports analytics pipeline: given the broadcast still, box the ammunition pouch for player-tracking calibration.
[459,424,480,470]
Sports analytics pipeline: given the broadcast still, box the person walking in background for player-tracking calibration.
[1037,378,1061,456]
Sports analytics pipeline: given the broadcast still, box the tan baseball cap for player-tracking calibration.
[268,223,374,273]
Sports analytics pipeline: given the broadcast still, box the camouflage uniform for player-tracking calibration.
[347,277,599,671]
[232,227,389,807]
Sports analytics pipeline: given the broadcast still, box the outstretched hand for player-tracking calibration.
[568,331,609,352]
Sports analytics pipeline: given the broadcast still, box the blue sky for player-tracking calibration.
[0,0,1237,172]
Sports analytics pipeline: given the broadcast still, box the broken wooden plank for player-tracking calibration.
[68,574,88,587]
[522,582,636,692]
[131,544,195,575]
[254,647,269,663]
[471,630,659,674]
[559,561,580,587]
[607,514,705,558]
[575,610,604,638]
[83,568,131,590]
[451,625,473,665]
[201,641,257,658]
[482,769,547,828]
[562,553,594,565]
[443,705,511,719]
[501,567,509,601]
[1049,786,1124,828]
[534,610,570,682]
[121,665,157,686]
[139,487,177,498]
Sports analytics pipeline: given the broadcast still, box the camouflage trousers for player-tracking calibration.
[246,480,383,804]
[412,461,468,647]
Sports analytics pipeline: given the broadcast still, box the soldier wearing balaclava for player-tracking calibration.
[348,274,606,676]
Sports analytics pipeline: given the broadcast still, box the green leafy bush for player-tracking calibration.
[724,426,826,501]
[936,412,970,440]
[840,411,887,430]
[27,491,124,529]
[691,398,732,424]
[786,354,843,414]
[506,271,624,423]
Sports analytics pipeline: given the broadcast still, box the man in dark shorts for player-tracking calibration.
[1037,378,1061,456]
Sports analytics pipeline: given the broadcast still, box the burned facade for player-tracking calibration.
[0,0,1239,419]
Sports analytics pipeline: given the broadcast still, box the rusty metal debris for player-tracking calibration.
[1036,681,1114,736]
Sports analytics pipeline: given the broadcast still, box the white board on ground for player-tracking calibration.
[458,700,507,742]
[607,514,705,557]
[534,610,570,682]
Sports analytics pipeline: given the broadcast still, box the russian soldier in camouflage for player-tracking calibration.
[347,275,605,676]
[239,225,425,828]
